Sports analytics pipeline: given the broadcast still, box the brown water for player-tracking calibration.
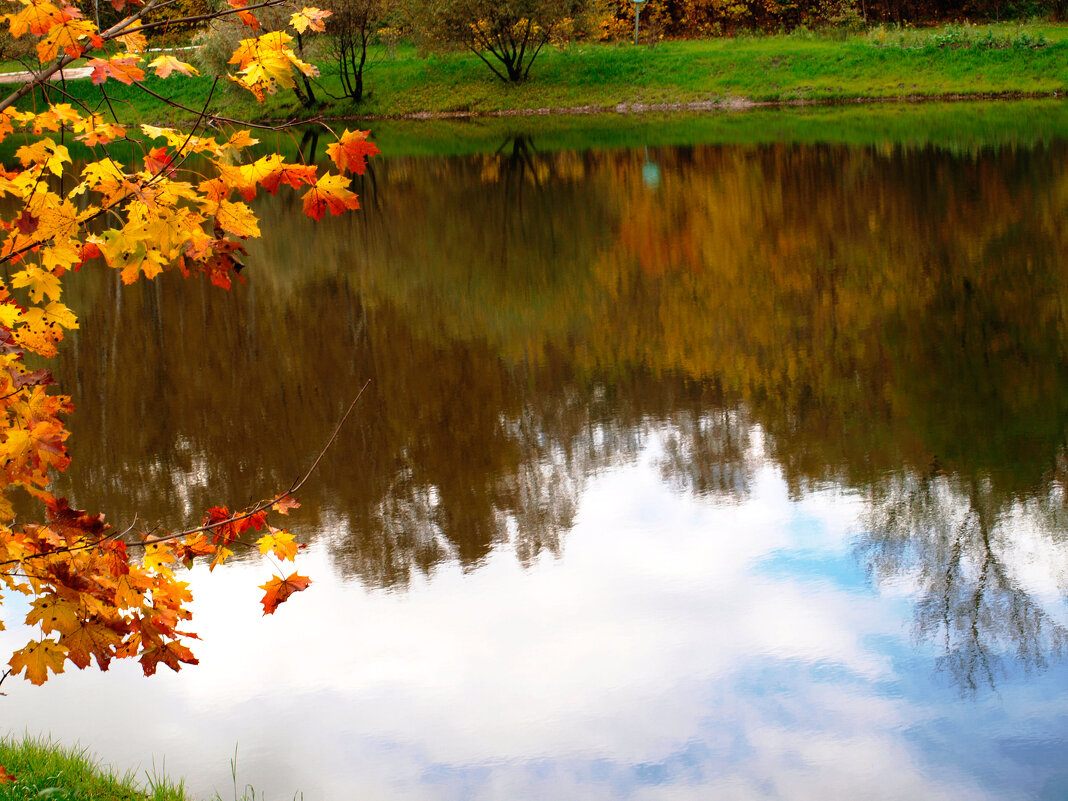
[3,131,1068,800]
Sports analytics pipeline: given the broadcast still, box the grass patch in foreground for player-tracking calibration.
[0,735,190,801]
[0,736,290,801]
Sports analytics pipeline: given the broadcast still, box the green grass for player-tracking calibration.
[0,736,274,801]
[15,22,1068,124]
[0,736,190,801]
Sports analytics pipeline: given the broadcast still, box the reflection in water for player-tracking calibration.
[52,135,1068,679]
[861,474,1068,695]
[47,134,1068,710]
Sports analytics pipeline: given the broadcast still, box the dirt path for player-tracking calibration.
[0,67,92,85]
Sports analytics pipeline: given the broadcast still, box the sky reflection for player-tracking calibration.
[4,433,1067,800]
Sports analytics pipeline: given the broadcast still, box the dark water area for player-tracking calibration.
[4,118,1068,799]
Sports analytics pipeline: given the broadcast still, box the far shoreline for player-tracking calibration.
[330,89,1065,123]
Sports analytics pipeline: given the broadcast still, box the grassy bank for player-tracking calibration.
[21,22,1068,124]
[0,736,192,801]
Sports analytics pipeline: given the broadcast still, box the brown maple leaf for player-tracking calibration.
[15,210,38,235]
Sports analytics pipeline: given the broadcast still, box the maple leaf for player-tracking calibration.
[289,6,330,32]
[75,120,126,146]
[37,18,99,61]
[226,130,259,150]
[88,54,145,85]
[6,0,67,37]
[257,529,298,561]
[15,210,38,235]
[143,541,176,572]
[271,496,300,514]
[144,146,172,176]
[113,572,147,608]
[259,572,311,614]
[44,496,107,539]
[259,161,317,194]
[9,638,66,684]
[62,620,124,670]
[115,21,146,53]
[226,0,260,28]
[26,595,80,634]
[8,367,54,391]
[12,265,62,302]
[211,199,260,238]
[16,140,70,176]
[148,54,199,79]
[301,173,359,220]
[0,766,15,784]
[175,534,215,569]
[326,129,379,175]
[139,638,198,676]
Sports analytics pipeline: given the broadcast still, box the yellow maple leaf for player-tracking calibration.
[227,130,259,150]
[211,198,260,238]
[115,20,146,53]
[147,54,200,78]
[289,6,330,32]
[39,300,77,330]
[8,638,66,685]
[26,595,80,634]
[12,265,62,302]
[0,303,21,328]
[143,541,176,572]
[16,141,70,176]
[256,529,299,561]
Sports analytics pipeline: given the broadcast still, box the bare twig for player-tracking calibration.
[0,380,371,567]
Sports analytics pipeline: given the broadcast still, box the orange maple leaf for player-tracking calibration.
[0,765,15,784]
[326,129,379,175]
[301,174,359,221]
[88,55,146,85]
[139,638,198,676]
[260,161,317,194]
[259,572,311,614]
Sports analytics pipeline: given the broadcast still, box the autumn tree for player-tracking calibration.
[193,0,329,106]
[407,0,591,82]
[320,0,384,101]
[0,0,380,693]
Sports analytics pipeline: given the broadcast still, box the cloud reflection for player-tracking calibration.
[6,437,1067,799]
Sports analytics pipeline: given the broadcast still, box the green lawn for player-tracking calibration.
[16,22,1068,123]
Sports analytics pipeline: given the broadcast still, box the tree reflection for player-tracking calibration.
[861,474,1068,694]
[48,137,1068,689]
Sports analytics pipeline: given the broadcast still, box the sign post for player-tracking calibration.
[633,0,646,44]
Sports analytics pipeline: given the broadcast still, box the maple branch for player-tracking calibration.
[149,378,373,542]
[132,0,292,36]
[132,80,321,130]
[172,76,220,164]
[0,0,166,114]
[0,380,371,567]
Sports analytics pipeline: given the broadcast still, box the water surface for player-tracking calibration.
[3,108,1068,800]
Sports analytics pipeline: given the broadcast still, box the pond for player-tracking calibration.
[3,102,1068,800]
